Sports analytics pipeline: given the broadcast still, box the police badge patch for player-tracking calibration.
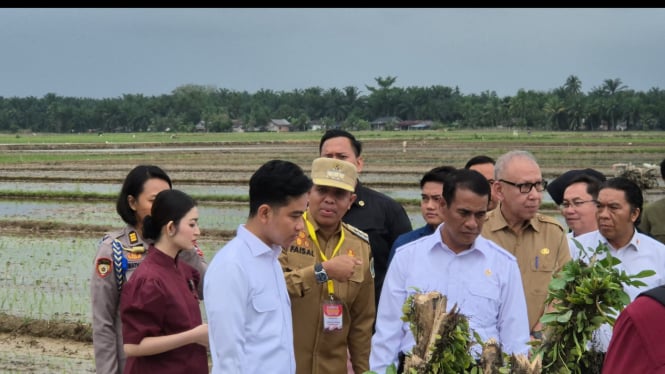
[96,257,112,278]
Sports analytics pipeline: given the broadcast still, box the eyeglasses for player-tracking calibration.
[498,179,548,194]
[559,200,597,209]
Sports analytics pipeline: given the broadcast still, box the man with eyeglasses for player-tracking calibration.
[387,165,456,265]
[573,177,665,353]
[546,168,606,207]
[481,150,571,341]
[558,173,604,259]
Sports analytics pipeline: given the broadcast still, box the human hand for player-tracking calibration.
[323,255,362,282]
[192,323,209,347]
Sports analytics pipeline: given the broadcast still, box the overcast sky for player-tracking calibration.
[2,8,664,99]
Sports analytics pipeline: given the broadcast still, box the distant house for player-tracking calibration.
[370,116,401,131]
[195,121,206,132]
[308,120,323,131]
[231,119,245,132]
[267,119,291,132]
[394,120,433,131]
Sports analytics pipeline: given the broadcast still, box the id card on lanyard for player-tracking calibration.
[322,297,343,331]
[304,212,347,332]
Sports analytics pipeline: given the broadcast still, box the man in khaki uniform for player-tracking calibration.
[280,157,375,374]
[481,150,571,339]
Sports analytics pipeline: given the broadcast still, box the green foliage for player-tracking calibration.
[362,364,397,374]
[2,75,665,133]
[533,240,655,373]
[412,307,476,374]
[400,290,479,374]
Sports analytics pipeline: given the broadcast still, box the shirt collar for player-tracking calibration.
[486,203,539,233]
[237,224,282,258]
[433,223,486,257]
[602,228,640,252]
[147,244,179,266]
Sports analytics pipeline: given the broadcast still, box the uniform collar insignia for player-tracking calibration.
[128,230,139,245]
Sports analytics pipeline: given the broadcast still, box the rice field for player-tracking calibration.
[1,131,663,323]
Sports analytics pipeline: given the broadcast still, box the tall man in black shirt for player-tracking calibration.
[319,130,412,306]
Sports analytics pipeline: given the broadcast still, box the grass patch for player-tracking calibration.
[1,130,663,145]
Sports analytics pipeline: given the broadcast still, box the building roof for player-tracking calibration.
[270,119,291,126]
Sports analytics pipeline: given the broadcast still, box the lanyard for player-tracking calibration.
[303,212,345,297]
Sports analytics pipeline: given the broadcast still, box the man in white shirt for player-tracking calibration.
[575,177,665,352]
[204,160,312,374]
[370,168,530,373]
[558,173,603,259]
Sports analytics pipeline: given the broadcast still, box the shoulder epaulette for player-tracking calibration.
[112,239,128,292]
[343,222,369,243]
[537,214,565,231]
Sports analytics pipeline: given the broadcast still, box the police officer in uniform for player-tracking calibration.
[481,150,571,341]
[90,165,207,374]
[280,157,375,374]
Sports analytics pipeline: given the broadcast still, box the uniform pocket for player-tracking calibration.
[530,251,556,272]
[463,280,500,325]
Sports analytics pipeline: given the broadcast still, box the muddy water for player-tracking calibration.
[0,198,422,324]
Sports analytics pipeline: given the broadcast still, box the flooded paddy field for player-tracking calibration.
[0,132,663,371]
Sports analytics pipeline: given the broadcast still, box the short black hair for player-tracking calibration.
[442,168,491,206]
[464,155,495,169]
[601,177,643,226]
[546,168,607,206]
[318,129,362,157]
[249,160,313,217]
[660,158,665,179]
[116,165,172,226]
[143,189,196,241]
[565,174,603,200]
[420,165,456,188]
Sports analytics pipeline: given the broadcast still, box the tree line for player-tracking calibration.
[1,75,664,133]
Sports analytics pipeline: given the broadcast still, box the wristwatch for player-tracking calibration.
[314,263,329,283]
[531,330,543,340]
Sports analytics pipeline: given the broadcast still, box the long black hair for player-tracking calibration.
[143,189,196,240]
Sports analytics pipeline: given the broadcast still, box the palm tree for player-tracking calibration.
[601,78,628,130]
[563,75,585,130]
[564,75,582,96]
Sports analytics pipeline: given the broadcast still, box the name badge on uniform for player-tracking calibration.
[322,297,343,331]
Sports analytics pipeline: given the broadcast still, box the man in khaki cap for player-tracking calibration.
[280,157,375,374]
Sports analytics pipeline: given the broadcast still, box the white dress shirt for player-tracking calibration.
[574,229,665,351]
[369,224,530,373]
[567,230,600,260]
[204,224,296,374]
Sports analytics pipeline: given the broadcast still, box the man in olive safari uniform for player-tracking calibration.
[481,150,571,340]
[280,157,375,374]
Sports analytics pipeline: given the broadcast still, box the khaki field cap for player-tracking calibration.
[311,157,358,192]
